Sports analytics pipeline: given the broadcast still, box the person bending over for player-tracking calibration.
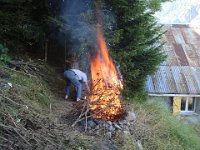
[64,69,90,101]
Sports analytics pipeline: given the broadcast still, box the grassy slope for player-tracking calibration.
[0,62,113,150]
[0,61,200,150]
[127,102,200,150]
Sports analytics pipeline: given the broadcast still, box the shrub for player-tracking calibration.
[0,43,10,64]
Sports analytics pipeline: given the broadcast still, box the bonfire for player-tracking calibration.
[72,25,126,128]
[89,25,125,122]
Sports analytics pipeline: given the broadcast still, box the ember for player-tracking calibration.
[89,25,125,122]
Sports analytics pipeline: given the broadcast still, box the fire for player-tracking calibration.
[89,25,125,121]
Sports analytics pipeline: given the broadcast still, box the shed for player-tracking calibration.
[146,25,200,115]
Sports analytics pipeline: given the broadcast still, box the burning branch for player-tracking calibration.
[71,97,119,130]
[72,2,126,128]
[72,79,126,130]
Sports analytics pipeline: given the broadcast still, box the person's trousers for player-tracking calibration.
[64,70,82,99]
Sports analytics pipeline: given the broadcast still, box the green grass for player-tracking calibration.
[0,63,53,114]
[191,122,200,137]
[1,62,199,150]
[10,73,51,110]
[129,101,200,150]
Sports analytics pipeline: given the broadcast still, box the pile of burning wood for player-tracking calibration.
[70,25,132,138]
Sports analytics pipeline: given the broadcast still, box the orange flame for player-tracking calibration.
[89,25,125,121]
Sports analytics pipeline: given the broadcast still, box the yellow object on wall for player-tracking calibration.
[173,96,181,115]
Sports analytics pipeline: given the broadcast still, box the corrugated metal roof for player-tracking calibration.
[146,25,200,95]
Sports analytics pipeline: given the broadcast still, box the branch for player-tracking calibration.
[72,99,89,127]
[1,65,36,77]
[72,97,116,128]
[0,123,31,146]
[0,94,27,108]
[8,113,17,128]
[13,128,31,146]
[0,135,9,142]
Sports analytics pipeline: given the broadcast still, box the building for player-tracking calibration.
[146,25,200,115]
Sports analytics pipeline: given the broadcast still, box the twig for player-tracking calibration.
[13,128,31,146]
[0,94,27,108]
[0,123,15,131]
[9,60,36,67]
[84,99,90,131]
[0,144,8,148]
[72,84,107,128]
[72,100,88,127]
[0,135,9,142]
[1,65,36,78]
[85,114,88,131]
[72,78,125,128]
[49,103,52,114]
[0,123,31,146]
[33,132,57,146]
[72,99,116,128]
[92,78,102,89]
[72,115,92,127]
[8,113,17,128]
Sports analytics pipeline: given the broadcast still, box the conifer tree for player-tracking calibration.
[104,0,166,100]
[0,0,49,51]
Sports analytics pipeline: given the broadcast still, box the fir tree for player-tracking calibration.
[0,0,49,51]
[104,0,166,100]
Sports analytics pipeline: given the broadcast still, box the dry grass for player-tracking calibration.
[0,62,117,150]
[1,61,200,150]
[126,101,200,150]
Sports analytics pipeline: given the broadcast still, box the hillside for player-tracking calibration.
[0,60,200,150]
[0,0,200,149]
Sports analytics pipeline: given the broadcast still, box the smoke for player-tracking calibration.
[62,0,96,55]
[60,0,116,71]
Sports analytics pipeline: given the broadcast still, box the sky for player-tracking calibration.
[154,0,200,24]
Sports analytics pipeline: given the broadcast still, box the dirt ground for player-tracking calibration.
[47,68,121,150]
[0,63,123,150]
[2,61,199,150]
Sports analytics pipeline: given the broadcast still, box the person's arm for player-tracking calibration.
[116,64,123,82]
[84,81,90,93]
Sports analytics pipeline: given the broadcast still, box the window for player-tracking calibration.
[181,97,196,113]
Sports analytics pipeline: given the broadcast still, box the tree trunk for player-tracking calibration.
[45,40,48,62]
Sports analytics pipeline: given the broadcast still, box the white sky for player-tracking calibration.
[154,0,200,24]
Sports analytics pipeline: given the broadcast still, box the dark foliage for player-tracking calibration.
[0,0,49,52]
[0,0,166,100]
[104,0,166,100]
